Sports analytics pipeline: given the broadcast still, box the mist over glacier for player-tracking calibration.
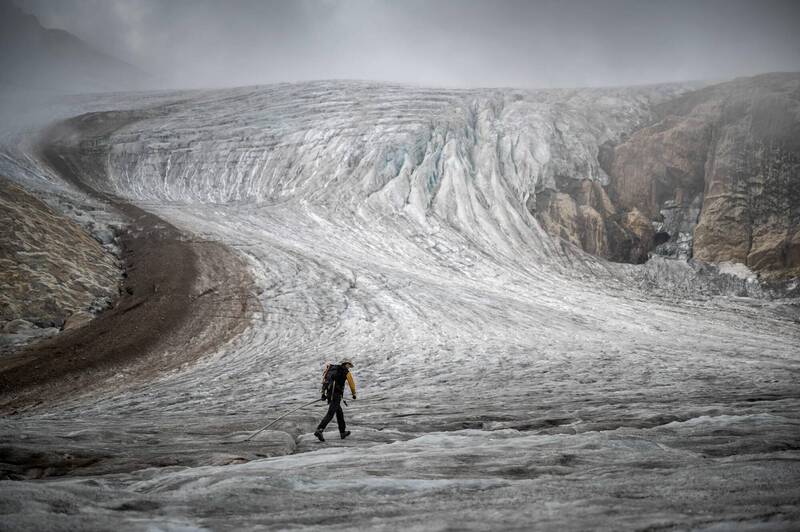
[0,77,798,530]
[12,0,800,90]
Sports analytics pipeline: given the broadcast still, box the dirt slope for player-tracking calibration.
[0,111,255,411]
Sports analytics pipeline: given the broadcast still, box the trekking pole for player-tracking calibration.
[240,398,323,442]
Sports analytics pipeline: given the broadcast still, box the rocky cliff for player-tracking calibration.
[542,73,800,277]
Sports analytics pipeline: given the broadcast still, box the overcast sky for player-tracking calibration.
[16,0,800,89]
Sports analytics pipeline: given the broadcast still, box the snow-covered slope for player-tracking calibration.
[1,80,798,530]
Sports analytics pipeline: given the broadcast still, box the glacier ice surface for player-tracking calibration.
[0,81,798,530]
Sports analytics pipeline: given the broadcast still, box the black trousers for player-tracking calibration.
[317,393,346,433]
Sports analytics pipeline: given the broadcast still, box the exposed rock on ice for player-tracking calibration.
[0,176,121,352]
[605,73,800,276]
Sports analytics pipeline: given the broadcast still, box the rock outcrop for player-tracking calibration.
[603,73,800,277]
[534,176,658,264]
[538,73,800,277]
[0,177,121,351]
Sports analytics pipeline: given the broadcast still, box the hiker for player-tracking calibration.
[314,360,357,441]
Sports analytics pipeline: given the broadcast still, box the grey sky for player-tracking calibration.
[16,0,800,89]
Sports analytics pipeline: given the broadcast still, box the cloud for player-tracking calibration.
[14,0,800,90]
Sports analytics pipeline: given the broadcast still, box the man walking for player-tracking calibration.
[314,360,356,441]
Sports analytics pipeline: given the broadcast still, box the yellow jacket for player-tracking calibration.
[345,371,356,397]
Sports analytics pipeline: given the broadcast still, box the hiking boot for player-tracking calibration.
[314,429,325,442]
[340,430,351,440]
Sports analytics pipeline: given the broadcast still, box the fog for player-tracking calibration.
[9,0,800,91]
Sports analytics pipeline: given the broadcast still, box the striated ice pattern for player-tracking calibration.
[0,80,798,530]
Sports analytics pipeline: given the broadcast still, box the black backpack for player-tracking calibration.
[321,363,340,399]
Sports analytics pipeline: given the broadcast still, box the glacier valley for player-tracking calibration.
[0,79,799,531]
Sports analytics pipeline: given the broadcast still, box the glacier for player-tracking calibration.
[0,80,798,530]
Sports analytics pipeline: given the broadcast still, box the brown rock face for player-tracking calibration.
[621,208,656,261]
[578,205,608,256]
[535,191,581,247]
[692,196,751,264]
[654,73,800,275]
[535,176,658,264]
[0,176,121,350]
[609,115,711,220]
[536,73,800,277]
[535,180,640,260]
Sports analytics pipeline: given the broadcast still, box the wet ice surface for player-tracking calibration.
[1,82,800,530]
